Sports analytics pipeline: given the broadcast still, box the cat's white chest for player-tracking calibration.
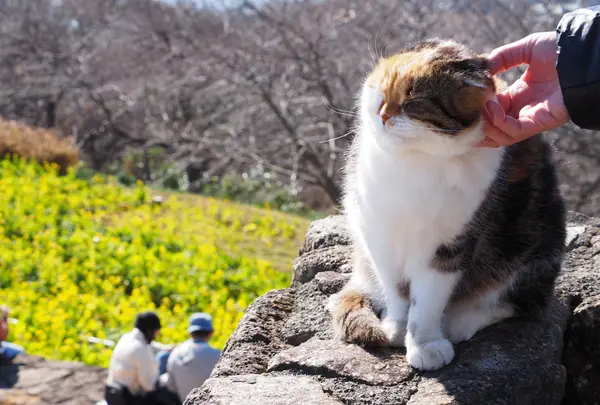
[350,141,503,270]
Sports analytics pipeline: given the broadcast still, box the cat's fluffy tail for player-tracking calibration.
[327,288,388,346]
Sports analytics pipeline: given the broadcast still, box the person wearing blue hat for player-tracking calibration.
[159,313,221,403]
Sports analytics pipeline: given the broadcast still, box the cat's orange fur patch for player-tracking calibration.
[366,51,431,107]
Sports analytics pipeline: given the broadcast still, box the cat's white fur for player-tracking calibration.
[340,82,512,370]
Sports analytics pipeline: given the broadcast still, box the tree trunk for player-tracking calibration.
[143,148,151,182]
[319,177,341,207]
[45,101,57,128]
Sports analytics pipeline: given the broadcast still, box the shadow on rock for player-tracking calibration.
[0,359,20,388]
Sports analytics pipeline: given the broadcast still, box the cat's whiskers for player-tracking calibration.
[367,30,387,65]
[374,30,388,61]
[319,131,354,144]
[368,33,378,65]
[324,103,360,118]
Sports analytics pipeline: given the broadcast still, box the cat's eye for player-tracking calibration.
[406,86,413,98]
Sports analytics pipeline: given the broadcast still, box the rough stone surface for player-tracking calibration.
[187,213,600,405]
[191,375,344,405]
[563,295,600,405]
[291,245,352,287]
[268,338,414,386]
[282,272,350,346]
[0,354,107,405]
[210,289,295,378]
[559,213,600,405]
[298,215,351,255]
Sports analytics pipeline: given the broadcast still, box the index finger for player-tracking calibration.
[487,35,536,76]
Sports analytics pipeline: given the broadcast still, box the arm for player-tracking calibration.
[556,6,600,129]
[135,347,159,393]
[481,6,600,147]
[150,340,173,354]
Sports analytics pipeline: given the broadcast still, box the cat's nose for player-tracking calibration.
[379,101,398,124]
[379,111,391,124]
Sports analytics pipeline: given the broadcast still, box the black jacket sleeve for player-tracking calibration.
[556,6,600,130]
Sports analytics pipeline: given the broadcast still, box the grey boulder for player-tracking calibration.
[186,213,600,405]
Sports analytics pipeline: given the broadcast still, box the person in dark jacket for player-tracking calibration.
[481,6,600,147]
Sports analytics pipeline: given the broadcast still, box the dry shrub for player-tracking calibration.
[0,120,79,173]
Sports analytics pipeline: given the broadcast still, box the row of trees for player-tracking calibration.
[0,0,598,213]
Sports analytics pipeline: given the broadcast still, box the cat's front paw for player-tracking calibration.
[406,338,454,371]
[381,317,406,347]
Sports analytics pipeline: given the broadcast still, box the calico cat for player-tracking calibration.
[327,38,566,371]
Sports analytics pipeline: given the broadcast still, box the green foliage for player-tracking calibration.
[113,147,188,191]
[0,157,308,367]
[100,147,321,217]
[201,172,312,216]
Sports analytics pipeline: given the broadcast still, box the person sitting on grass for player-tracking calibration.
[159,313,221,403]
[104,311,178,405]
[0,305,24,363]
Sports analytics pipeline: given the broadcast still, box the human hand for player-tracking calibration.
[480,32,570,147]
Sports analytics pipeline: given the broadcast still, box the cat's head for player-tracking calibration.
[360,38,497,156]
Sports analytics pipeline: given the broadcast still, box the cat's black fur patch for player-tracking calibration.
[430,135,566,315]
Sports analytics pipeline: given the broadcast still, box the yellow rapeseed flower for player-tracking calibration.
[0,158,303,367]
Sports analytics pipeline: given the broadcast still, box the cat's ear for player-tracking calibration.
[452,57,495,119]
[450,57,494,90]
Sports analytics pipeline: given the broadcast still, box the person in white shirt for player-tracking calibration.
[159,313,221,403]
[104,312,177,405]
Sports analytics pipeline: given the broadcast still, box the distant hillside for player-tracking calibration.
[0,157,309,367]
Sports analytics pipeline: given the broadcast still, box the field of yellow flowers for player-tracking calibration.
[0,157,309,367]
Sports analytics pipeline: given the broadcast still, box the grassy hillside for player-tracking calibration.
[0,157,309,367]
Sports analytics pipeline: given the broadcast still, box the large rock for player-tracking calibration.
[186,213,600,405]
[0,354,107,404]
[558,213,600,405]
